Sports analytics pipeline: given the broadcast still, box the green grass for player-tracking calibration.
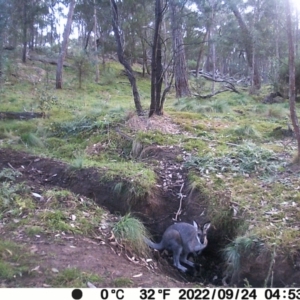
[97,161,156,204]
[0,240,33,281]
[39,210,79,233]
[173,98,230,114]
[38,190,104,235]
[0,180,104,236]
[25,225,44,236]
[223,236,262,280]
[112,213,150,256]
[113,277,133,287]
[2,56,300,285]
[49,267,102,287]
[187,141,282,176]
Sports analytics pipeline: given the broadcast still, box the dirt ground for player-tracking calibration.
[0,146,220,288]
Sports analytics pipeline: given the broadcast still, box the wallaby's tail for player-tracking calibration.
[144,237,164,250]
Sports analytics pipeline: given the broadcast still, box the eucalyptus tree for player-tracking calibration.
[149,0,165,116]
[227,0,261,91]
[110,0,143,115]
[286,0,300,160]
[0,0,9,83]
[188,0,212,78]
[56,0,76,89]
[170,0,191,97]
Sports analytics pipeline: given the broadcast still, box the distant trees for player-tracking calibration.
[229,2,261,92]
[0,0,299,105]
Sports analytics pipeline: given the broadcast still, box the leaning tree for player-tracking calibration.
[109,0,143,116]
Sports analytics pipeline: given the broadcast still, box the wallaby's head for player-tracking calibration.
[193,221,211,245]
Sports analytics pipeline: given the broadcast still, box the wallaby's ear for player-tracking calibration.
[203,222,211,232]
[193,220,198,229]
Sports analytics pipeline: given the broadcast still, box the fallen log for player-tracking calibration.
[28,54,71,67]
[194,85,240,99]
[0,111,45,120]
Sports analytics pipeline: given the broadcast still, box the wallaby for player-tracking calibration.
[144,221,211,272]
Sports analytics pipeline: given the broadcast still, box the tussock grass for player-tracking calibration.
[220,93,251,106]
[174,98,230,114]
[223,236,262,280]
[112,213,150,256]
[21,132,45,148]
[229,124,261,139]
[267,106,288,119]
[0,240,32,281]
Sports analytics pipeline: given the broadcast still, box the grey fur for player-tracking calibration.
[144,221,211,272]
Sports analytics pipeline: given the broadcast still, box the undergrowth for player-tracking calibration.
[186,141,284,177]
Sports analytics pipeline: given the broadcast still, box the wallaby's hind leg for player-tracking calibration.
[172,246,187,272]
[180,252,195,268]
[165,231,188,272]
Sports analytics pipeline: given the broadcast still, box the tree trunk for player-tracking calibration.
[55,0,76,89]
[110,0,143,116]
[149,0,164,117]
[195,29,209,78]
[170,0,191,98]
[94,0,100,83]
[230,4,261,91]
[286,0,300,159]
[22,0,27,63]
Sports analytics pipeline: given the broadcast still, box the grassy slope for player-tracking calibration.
[1,56,300,283]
